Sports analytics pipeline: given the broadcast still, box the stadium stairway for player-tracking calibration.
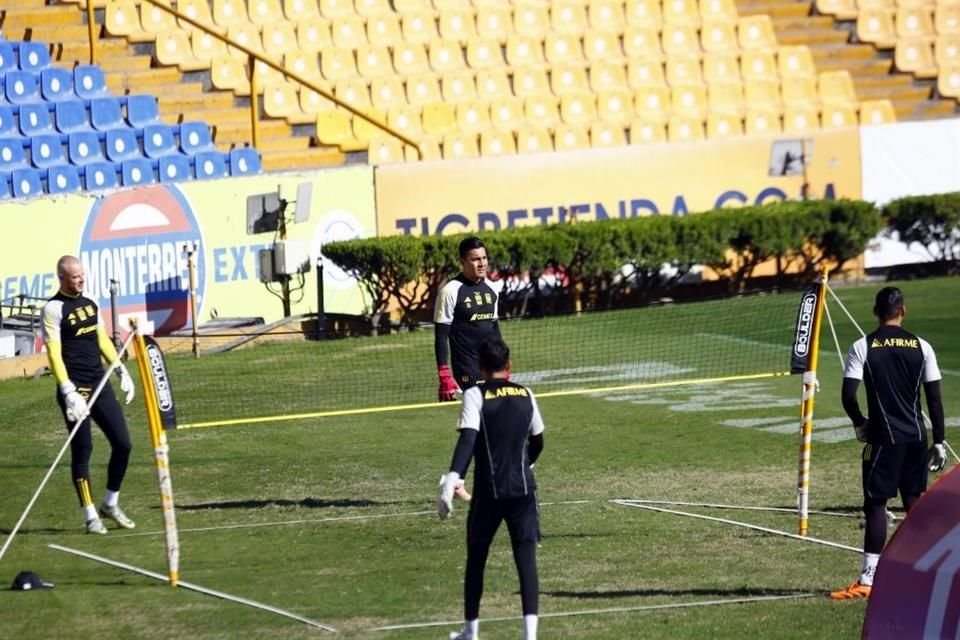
[2,0,344,172]
[736,0,958,120]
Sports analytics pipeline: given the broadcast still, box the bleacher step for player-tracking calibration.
[260,147,346,172]
[737,1,811,19]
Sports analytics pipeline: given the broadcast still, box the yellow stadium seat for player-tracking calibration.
[936,3,960,36]
[334,78,371,109]
[783,106,820,133]
[332,14,367,49]
[442,70,478,103]
[285,50,323,80]
[935,36,960,67]
[590,121,627,148]
[441,131,480,160]
[249,0,283,27]
[625,0,662,29]
[367,14,404,48]
[703,51,742,85]
[666,57,704,87]
[858,9,897,49]
[896,37,938,77]
[938,62,960,97]
[629,118,667,144]
[516,125,554,154]
[627,60,666,88]
[476,5,511,43]
[393,43,431,76]
[671,84,708,119]
[552,2,588,36]
[179,0,217,29]
[815,0,858,21]
[386,105,423,137]
[264,82,308,121]
[401,11,438,45]
[297,18,333,54]
[316,109,356,147]
[490,96,525,131]
[319,0,355,20]
[429,39,467,73]
[226,23,263,58]
[456,100,492,135]
[514,3,549,39]
[514,66,551,97]
[781,76,820,110]
[707,82,744,116]
[263,21,299,60]
[321,48,357,82]
[554,123,591,150]
[744,108,781,135]
[634,85,671,124]
[371,76,407,110]
[596,89,634,126]
[706,112,743,138]
[560,93,597,126]
[353,112,389,149]
[300,83,338,115]
[741,49,779,83]
[590,61,628,91]
[284,0,321,21]
[140,0,175,37]
[821,104,858,128]
[778,45,816,79]
[439,7,478,44]
[506,35,546,68]
[524,94,561,130]
[701,20,739,54]
[700,0,738,25]
[585,30,624,62]
[551,63,590,96]
[588,1,626,33]
[156,30,195,69]
[105,0,149,40]
[211,55,251,93]
[544,33,585,64]
[407,135,441,161]
[738,15,778,51]
[623,26,664,61]
[407,73,443,105]
[668,115,705,142]
[662,25,702,58]
[818,70,858,108]
[355,0,392,18]
[422,102,457,135]
[743,78,782,112]
[896,6,935,38]
[475,69,512,100]
[480,129,517,157]
[859,99,897,124]
[193,30,229,68]
[466,37,501,69]
[663,0,700,27]
[213,0,249,30]
[368,136,406,164]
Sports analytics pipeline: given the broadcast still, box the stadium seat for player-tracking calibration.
[40,68,76,102]
[816,0,858,21]
[121,157,157,186]
[623,26,664,61]
[741,50,778,83]
[859,99,897,125]
[263,82,301,120]
[589,121,626,148]
[406,73,443,105]
[18,104,55,137]
[367,13,403,48]
[386,105,424,137]
[126,95,161,129]
[703,51,742,85]
[584,30,624,62]
[633,85,671,124]
[671,84,708,119]
[744,107,782,135]
[367,136,405,164]
[178,0,217,28]
[821,104,858,128]
[778,46,817,80]
[263,22,299,60]
[560,93,597,126]
[352,109,388,145]
[105,0,148,41]
[664,0,701,27]
[158,154,193,182]
[249,0,283,26]
[700,21,739,54]
[11,168,44,199]
[858,9,897,49]
[140,1,177,37]
[524,94,561,130]
[84,162,120,190]
[516,125,553,153]
[441,131,479,159]
[666,57,704,87]
[440,6,478,43]
[819,70,858,108]
[319,0,354,19]
[667,115,705,141]
[334,78,372,109]
[30,134,67,170]
[896,38,938,77]
[590,61,628,92]
[357,0,392,19]
[55,100,92,135]
[156,30,195,69]
[0,106,18,139]
[143,124,179,158]
[421,102,456,135]
[0,42,17,76]
[627,60,667,88]
[74,66,108,100]
[706,112,744,138]
[744,78,782,112]
[0,139,28,172]
[179,122,215,154]
[229,147,262,175]
[284,0,321,20]
[544,33,584,64]
[625,0,662,29]
[466,37,500,69]
[370,76,407,111]
[479,129,517,156]
[104,128,140,162]
[506,35,546,67]
[213,0,249,29]
[47,164,82,194]
[400,11,438,45]
[781,77,820,110]
[194,151,231,179]
[357,44,394,79]
[662,25,702,58]
[429,39,467,74]
[441,70,478,104]
[935,36,960,68]
[475,5,511,43]
[739,15,778,51]
[68,131,106,165]
[332,14,368,49]
[554,123,590,150]
[707,82,744,116]
[514,3,549,39]
[300,83,337,115]
[552,2,588,36]
[455,100,491,135]
[700,0,738,25]
[5,71,40,104]
[596,89,633,126]
[783,106,820,133]
[226,23,264,59]
[490,97,524,132]
[588,1,626,33]
[297,17,334,54]
[17,41,52,73]
[475,69,511,101]
[321,47,358,82]
[406,135,441,161]
[550,63,590,96]
[896,6,935,39]
[936,3,960,36]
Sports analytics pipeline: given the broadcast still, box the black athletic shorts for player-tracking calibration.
[467,492,540,547]
[862,441,928,501]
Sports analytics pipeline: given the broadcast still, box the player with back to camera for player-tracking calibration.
[434,236,504,402]
[41,255,138,534]
[438,336,544,640]
[830,286,947,599]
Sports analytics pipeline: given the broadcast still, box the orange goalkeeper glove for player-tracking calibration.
[438,365,459,402]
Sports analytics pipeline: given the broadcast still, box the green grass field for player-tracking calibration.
[1,277,957,639]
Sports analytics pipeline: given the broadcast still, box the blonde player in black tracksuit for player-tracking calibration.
[438,337,544,640]
[830,287,947,600]
[41,255,137,534]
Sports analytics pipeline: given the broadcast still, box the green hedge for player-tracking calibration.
[883,192,960,274]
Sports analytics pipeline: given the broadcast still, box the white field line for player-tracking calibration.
[369,593,820,632]
[614,501,861,553]
[695,332,785,351]
[48,544,337,632]
[622,499,860,519]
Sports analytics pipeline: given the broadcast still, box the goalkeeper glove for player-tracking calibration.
[60,381,89,423]
[929,442,947,473]
[854,418,869,443]
[437,471,462,519]
[116,363,135,405]
[437,365,459,402]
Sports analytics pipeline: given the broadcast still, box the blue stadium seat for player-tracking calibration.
[67,131,105,165]
[0,42,17,76]
[143,124,178,158]
[10,167,44,199]
[30,134,67,169]
[47,164,81,194]
[84,162,120,191]
[229,147,262,176]
[0,106,20,139]
[104,128,140,162]
[40,67,75,102]
[193,150,229,179]
[0,139,28,172]
[90,97,125,131]
[73,65,108,100]
[18,103,54,136]
[54,100,91,135]
[158,154,192,182]
[0,173,11,200]
[126,95,160,129]
[178,121,214,154]
[16,42,51,73]
[121,157,156,186]
[5,71,40,104]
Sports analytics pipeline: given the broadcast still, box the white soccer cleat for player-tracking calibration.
[448,632,476,640]
[99,504,136,529]
[85,517,107,535]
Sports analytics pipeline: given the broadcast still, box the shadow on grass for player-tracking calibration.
[542,587,813,599]
[0,526,66,535]
[172,497,403,511]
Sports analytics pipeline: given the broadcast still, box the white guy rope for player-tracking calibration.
[622,499,860,519]
[48,544,337,632]
[614,500,861,553]
[823,299,846,372]
[368,593,819,632]
[825,284,866,338]
[0,332,136,564]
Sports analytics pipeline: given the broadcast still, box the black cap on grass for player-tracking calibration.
[10,571,55,591]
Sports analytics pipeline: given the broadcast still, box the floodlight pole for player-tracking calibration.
[278,199,292,318]
[315,256,325,340]
[183,242,199,358]
[796,267,829,536]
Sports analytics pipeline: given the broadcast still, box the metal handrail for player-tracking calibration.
[84,0,421,157]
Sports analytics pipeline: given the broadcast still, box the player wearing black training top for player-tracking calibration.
[438,337,544,640]
[830,286,947,600]
[434,236,503,402]
[41,255,138,534]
